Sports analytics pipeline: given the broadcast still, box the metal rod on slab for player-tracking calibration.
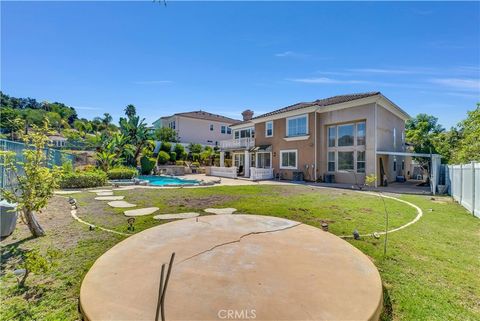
[160,252,175,321]
[155,264,165,321]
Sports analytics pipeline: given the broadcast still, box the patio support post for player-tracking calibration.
[244,150,250,178]
[220,151,225,167]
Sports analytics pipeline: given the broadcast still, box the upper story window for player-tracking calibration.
[265,121,273,137]
[221,125,226,134]
[227,127,232,135]
[338,124,354,146]
[328,121,365,147]
[286,114,308,137]
[357,122,366,146]
[210,124,214,131]
[328,126,336,147]
[168,121,176,129]
[233,127,255,139]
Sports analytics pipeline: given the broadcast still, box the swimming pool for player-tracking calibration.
[138,175,200,186]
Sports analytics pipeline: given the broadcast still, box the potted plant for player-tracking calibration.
[0,200,18,238]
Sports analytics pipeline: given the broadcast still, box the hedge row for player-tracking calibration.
[107,167,138,180]
[60,171,108,189]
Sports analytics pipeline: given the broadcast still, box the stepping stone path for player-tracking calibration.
[89,189,113,193]
[96,191,114,196]
[95,196,125,201]
[124,207,159,217]
[204,208,237,215]
[108,201,137,208]
[55,190,81,195]
[153,212,200,220]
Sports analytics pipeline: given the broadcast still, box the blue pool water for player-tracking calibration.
[138,175,200,186]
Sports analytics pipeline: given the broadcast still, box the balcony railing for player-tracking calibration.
[219,138,255,150]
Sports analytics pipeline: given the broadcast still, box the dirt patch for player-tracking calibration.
[166,194,240,209]
[2,196,85,249]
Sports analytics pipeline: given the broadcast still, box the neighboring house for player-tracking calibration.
[152,111,239,146]
[217,92,412,186]
[47,134,67,148]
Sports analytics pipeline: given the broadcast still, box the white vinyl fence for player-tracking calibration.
[209,166,238,179]
[250,168,274,180]
[448,162,479,218]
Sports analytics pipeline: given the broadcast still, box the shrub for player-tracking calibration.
[157,151,170,165]
[173,144,185,159]
[107,166,137,180]
[160,142,172,153]
[191,161,200,167]
[60,170,108,188]
[169,151,177,162]
[176,160,185,166]
[140,156,156,175]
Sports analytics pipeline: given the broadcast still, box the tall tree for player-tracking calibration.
[154,127,178,142]
[406,113,444,155]
[124,104,137,119]
[451,104,480,163]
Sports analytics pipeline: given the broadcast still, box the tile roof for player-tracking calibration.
[253,92,381,119]
[162,110,240,123]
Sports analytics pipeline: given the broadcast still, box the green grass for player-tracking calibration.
[1,185,478,320]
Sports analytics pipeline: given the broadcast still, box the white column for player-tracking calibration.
[220,152,225,167]
[244,150,250,178]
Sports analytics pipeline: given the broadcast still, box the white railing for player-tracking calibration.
[219,138,255,150]
[448,162,479,218]
[250,167,274,180]
[209,166,238,179]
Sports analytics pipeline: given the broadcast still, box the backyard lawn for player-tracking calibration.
[1,185,479,320]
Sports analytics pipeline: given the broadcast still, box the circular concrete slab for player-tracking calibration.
[95,196,125,201]
[204,207,237,215]
[153,212,200,220]
[80,215,382,321]
[124,207,159,217]
[107,201,137,208]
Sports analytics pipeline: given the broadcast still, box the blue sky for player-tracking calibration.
[1,1,479,128]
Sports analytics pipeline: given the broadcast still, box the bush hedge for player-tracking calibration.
[175,160,185,166]
[107,166,138,180]
[169,151,177,162]
[157,151,170,165]
[60,170,108,189]
[140,156,156,175]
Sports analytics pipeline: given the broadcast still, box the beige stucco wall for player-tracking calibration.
[161,116,234,145]
[317,103,376,184]
[253,102,407,184]
[376,106,407,183]
[255,112,316,181]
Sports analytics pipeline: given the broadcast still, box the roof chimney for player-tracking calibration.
[242,109,254,121]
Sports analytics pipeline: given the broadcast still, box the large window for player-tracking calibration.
[338,151,354,171]
[357,122,366,146]
[168,121,176,129]
[221,125,226,134]
[357,151,365,173]
[328,151,335,172]
[328,126,336,147]
[287,115,308,137]
[338,124,354,146]
[233,128,254,139]
[257,152,271,168]
[227,127,232,135]
[280,150,297,169]
[265,121,273,137]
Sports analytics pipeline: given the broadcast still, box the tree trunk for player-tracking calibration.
[22,208,45,237]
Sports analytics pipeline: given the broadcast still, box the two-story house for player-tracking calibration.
[152,111,239,146]
[217,92,411,186]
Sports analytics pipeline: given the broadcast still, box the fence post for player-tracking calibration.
[472,161,476,216]
[460,164,463,205]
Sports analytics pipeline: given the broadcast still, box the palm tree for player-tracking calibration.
[124,104,136,119]
[102,113,113,126]
[119,115,151,166]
